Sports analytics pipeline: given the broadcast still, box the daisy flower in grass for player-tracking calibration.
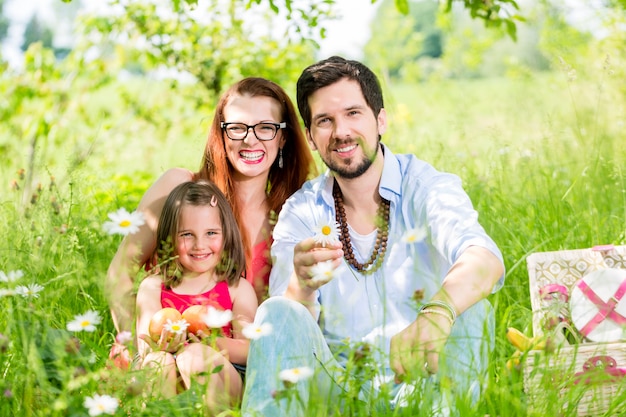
[202,307,233,329]
[242,322,273,340]
[84,393,119,416]
[15,283,44,298]
[67,310,102,332]
[0,289,15,298]
[313,219,340,247]
[163,319,189,335]
[401,227,427,244]
[0,270,23,283]
[102,208,145,236]
[279,366,314,384]
[310,260,335,283]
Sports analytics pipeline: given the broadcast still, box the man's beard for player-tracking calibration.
[321,138,380,179]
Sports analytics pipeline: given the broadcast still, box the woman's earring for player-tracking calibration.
[279,148,284,169]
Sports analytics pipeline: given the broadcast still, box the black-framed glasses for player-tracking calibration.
[220,122,286,141]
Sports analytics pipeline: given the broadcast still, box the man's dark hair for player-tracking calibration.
[296,56,384,129]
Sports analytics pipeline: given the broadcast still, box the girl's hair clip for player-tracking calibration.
[210,195,218,207]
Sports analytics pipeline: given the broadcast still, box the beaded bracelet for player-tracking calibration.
[419,300,457,322]
[419,308,455,327]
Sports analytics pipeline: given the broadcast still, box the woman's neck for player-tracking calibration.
[233,173,271,246]
[233,173,269,208]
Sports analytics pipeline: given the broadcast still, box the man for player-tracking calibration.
[241,56,505,416]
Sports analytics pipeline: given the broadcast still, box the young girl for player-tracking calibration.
[135,181,257,412]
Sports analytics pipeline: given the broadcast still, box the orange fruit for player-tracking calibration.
[182,305,210,336]
[148,308,183,342]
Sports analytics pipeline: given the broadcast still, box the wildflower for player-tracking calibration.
[163,319,189,335]
[242,322,273,340]
[102,208,146,236]
[115,331,133,345]
[0,270,24,283]
[15,283,44,298]
[83,393,119,416]
[0,289,15,298]
[401,227,427,244]
[313,219,340,247]
[202,307,233,329]
[310,260,335,283]
[279,366,314,384]
[67,310,102,333]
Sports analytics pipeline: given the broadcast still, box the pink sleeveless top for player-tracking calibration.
[245,238,272,295]
[161,280,233,337]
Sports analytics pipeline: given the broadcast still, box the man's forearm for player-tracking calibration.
[439,246,504,316]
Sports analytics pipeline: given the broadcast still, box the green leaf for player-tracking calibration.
[395,0,409,15]
[505,19,517,41]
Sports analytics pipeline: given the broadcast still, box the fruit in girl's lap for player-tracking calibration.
[149,308,183,342]
[182,305,210,336]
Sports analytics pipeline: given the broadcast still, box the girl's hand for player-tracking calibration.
[187,330,209,344]
[138,329,186,353]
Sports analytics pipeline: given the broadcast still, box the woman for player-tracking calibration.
[107,78,316,366]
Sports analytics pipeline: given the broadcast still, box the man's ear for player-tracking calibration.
[306,129,317,151]
[377,108,387,136]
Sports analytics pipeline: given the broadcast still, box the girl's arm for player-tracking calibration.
[215,278,258,365]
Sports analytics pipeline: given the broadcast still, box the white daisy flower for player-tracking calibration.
[84,393,119,416]
[0,270,24,283]
[15,283,44,298]
[102,208,146,236]
[202,307,233,329]
[163,319,189,335]
[0,289,15,297]
[310,260,335,283]
[401,227,427,244]
[242,322,273,340]
[67,310,102,332]
[279,366,314,384]
[312,219,340,247]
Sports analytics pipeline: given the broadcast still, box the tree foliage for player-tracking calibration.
[79,0,318,101]
[0,0,9,42]
[21,15,54,52]
[364,0,442,83]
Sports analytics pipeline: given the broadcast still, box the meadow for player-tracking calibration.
[1,51,625,416]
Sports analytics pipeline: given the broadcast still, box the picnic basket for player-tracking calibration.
[522,245,626,416]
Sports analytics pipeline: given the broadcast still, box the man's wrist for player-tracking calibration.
[418,300,457,324]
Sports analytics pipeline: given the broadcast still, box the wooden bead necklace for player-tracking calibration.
[333,180,390,275]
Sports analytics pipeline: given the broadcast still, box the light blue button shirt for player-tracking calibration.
[269,144,504,362]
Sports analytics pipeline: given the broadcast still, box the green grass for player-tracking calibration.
[1,57,626,416]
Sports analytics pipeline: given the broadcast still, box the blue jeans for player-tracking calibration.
[241,296,494,416]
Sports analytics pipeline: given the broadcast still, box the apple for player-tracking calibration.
[148,307,183,342]
[182,305,210,336]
